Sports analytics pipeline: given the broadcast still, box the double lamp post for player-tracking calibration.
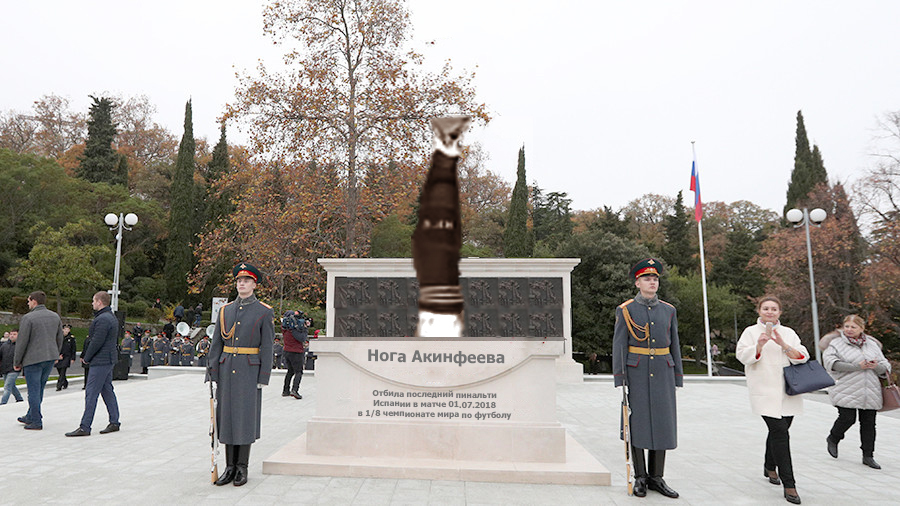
[785,207,827,363]
[104,212,138,313]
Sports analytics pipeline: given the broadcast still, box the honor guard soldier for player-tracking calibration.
[170,334,184,366]
[140,330,152,374]
[151,334,169,366]
[121,331,135,369]
[207,263,274,487]
[613,258,683,499]
[196,335,210,368]
[180,336,194,366]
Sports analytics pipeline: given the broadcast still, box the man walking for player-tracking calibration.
[1,330,24,405]
[14,291,64,430]
[66,291,121,437]
[207,262,274,487]
[613,259,683,498]
[281,310,308,399]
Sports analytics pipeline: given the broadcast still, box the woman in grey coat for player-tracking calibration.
[824,315,891,469]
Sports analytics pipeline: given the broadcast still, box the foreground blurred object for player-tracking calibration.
[413,116,470,338]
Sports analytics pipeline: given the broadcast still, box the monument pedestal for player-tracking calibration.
[263,336,609,485]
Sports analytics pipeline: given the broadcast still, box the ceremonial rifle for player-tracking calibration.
[209,380,218,484]
[622,378,633,496]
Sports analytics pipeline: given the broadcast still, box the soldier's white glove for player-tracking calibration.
[257,383,264,389]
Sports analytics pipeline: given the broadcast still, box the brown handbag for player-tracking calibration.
[880,377,900,412]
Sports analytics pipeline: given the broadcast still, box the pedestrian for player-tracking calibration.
[273,337,284,370]
[1,330,24,405]
[735,295,809,505]
[281,311,308,399]
[65,291,121,437]
[824,314,891,469]
[612,258,683,499]
[194,302,203,326]
[163,320,175,340]
[140,330,153,374]
[207,262,274,486]
[56,324,77,390]
[174,304,185,324]
[14,291,64,430]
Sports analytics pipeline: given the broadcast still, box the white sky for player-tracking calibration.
[3,0,899,213]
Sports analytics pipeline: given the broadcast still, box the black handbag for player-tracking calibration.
[783,360,835,395]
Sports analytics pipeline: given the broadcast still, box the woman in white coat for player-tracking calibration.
[824,315,891,469]
[736,295,810,505]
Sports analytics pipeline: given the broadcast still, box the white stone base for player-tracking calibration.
[263,432,610,485]
[556,357,585,384]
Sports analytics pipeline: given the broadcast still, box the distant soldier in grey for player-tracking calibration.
[180,337,194,366]
[613,258,683,499]
[170,334,184,366]
[196,335,211,368]
[120,331,135,370]
[140,330,152,374]
[207,263,274,487]
[151,334,169,366]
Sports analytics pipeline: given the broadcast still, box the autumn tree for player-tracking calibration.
[165,100,198,303]
[621,193,674,253]
[754,183,865,349]
[113,94,178,200]
[77,96,125,186]
[503,146,532,257]
[0,110,38,153]
[458,143,510,255]
[227,0,489,259]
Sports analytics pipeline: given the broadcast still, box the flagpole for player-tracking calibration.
[692,142,714,377]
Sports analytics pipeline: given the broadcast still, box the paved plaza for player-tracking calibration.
[2,371,898,505]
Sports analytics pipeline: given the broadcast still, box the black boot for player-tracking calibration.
[214,445,236,486]
[647,450,679,498]
[631,445,647,497]
[233,444,251,486]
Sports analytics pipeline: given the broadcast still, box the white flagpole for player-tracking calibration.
[692,142,714,377]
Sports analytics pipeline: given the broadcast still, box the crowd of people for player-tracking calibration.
[2,257,895,497]
[616,259,894,504]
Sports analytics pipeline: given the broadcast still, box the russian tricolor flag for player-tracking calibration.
[689,156,702,222]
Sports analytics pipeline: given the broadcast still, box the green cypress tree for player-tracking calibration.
[503,146,533,257]
[662,191,695,272]
[784,110,828,214]
[77,96,120,184]
[205,124,232,227]
[165,100,197,302]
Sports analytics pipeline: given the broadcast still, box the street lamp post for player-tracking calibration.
[104,212,138,312]
[786,207,827,362]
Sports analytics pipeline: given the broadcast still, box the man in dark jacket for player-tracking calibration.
[613,258,683,499]
[15,291,64,430]
[207,262,274,487]
[56,325,77,390]
[281,311,308,399]
[66,291,121,437]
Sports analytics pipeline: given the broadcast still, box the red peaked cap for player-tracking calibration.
[232,262,262,283]
[630,258,663,279]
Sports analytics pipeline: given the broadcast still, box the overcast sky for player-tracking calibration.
[3,0,899,214]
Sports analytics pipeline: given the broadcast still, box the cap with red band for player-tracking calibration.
[629,258,664,279]
[232,262,262,282]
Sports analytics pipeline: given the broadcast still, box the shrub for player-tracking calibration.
[722,352,743,372]
[12,296,29,314]
[0,288,20,310]
[145,307,163,322]
[78,301,93,319]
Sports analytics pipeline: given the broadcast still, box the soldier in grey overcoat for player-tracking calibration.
[140,331,152,374]
[151,335,169,366]
[207,263,274,487]
[180,337,194,366]
[613,258,683,499]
